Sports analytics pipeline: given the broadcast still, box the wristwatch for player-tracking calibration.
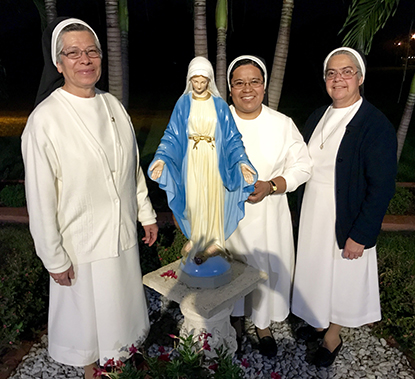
[269,180,278,195]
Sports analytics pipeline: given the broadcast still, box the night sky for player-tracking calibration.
[0,0,414,114]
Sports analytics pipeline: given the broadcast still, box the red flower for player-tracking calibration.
[202,340,211,351]
[241,358,249,368]
[103,358,115,369]
[129,344,138,355]
[158,353,170,362]
[93,367,106,377]
[271,372,282,379]
[198,332,212,341]
[168,334,178,339]
[160,270,178,279]
[208,363,218,371]
[158,346,166,353]
[115,359,125,369]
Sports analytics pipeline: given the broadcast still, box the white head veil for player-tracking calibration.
[323,47,366,83]
[51,18,99,67]
[227,55,268,91]
[182,56,221,98]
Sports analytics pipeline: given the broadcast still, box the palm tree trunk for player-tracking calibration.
[194,0,208,58]
[215,0,228,98]
[44,0,57,25]
[268,0,294,111]
[32,0,48,30]
[105,0,123,102]
[397,73,415,161]
[119,0,129,109]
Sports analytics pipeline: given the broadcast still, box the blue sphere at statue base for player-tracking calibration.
[178,256,232,289]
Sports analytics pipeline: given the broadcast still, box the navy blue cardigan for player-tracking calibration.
[300,98,397,249]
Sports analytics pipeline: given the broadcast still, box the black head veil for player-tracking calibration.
[34,17,70,107]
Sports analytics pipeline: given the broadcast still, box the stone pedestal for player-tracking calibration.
[143,259,267,357]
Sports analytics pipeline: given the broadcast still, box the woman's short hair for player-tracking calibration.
[56,23,102,64]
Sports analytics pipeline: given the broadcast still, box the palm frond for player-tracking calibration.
[32,0,48,31]
[340,0,400,54]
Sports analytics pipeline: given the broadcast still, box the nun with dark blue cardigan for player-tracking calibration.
[292,47,397,368]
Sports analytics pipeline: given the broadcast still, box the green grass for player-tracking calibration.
[376,232,415,358]
[397,131,415,182]
[0,223,49,354]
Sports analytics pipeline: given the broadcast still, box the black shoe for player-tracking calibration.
[313,337,343,367]
[255,327,278,358]
[296,325,327,342]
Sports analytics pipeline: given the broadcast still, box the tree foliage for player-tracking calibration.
[340,0,400,54]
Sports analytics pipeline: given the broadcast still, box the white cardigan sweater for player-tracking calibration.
[22,88,156,273]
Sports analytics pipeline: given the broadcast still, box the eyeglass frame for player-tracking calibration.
[230,79,264,89]
[60,47,102,60]
[324,67,359,81]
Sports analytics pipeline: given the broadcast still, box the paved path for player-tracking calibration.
[1,207,415,231]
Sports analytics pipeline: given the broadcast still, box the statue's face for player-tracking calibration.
[191,75,209,96]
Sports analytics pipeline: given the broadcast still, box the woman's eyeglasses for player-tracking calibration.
[325,68,359,81]
[231,79,264,89]
[60,47,102,60]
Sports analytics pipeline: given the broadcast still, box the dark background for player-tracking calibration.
[0,0,414,122]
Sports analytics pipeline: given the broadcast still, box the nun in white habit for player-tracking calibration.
[291,47,396,367]
[226,55,312,357]
[22,18,158,379]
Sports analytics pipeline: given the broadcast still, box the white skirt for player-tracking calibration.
[291,180,381,329]
[48,245,149,366]
[226,194,294,329]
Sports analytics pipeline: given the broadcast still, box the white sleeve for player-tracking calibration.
[21,125,72,273]
[282,119,313,193]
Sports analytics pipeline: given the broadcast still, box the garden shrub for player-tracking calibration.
[0,183,26,207]
[138,225,162,276]
[376,232,415,357]
[0,224,49,354]
[0,137,24,181]
[386,186,415,215]
[156,226,187,266]
[139,224,186,275]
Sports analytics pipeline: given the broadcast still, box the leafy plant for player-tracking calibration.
[0,183,26,207]
[211,345,244,379]
[386,186,415,215]
[156,227,187,267]
[0,224,49,354]
[375,232,415,357]
[0,137,24,181]
[94,333,244,379]
[138,224,186,275]
[138,226,162,276]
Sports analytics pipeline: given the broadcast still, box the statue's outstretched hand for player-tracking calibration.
[241,164,256,184]
[150,160,165,180]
